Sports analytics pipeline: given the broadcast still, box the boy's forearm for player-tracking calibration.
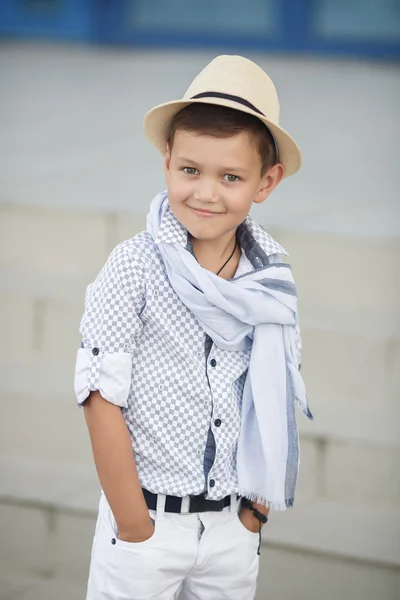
[83,391,151,535]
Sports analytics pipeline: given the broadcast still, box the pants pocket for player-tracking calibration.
[107,503,157,548]
[234,512,260,538]
[87,495,183,600]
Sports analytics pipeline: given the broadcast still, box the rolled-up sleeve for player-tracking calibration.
[74,240,146,408]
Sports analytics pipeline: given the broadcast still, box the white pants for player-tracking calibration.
[86,492,260,600]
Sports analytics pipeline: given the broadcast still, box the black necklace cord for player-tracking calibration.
[216,238,238,276]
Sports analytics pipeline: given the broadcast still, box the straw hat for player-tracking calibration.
[143,55,301,177]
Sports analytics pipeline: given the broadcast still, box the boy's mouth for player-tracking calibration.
[189,206,223,217]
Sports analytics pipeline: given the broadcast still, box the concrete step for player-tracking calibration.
[0,550,398,600]
[0,203,146,279]
[1,355,399,449]
[0,457,399,600]
[0,355,399,512]
[0,570,85,600]
[2,299,399,455]
[299,330,400,447]
[1,358,399,509]
[2,384,398,510]
[1,260,399,430]
[1,272,398,347]
[271,230,400,317]
[1,202,399,312]
[0,542,399,600]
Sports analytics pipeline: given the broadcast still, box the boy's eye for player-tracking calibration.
[182,167,199,175]
[224,174,240,183]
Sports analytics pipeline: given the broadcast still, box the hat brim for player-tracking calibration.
[143,97,301,177]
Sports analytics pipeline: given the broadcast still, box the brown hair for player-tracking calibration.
[166,103,277,176]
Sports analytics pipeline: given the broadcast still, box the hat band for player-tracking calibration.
[190,92,264,116]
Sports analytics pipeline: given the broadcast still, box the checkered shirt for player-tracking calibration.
[75,206,301,500]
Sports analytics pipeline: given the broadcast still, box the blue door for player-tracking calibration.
[99,0,400,59]
[0,0,93,40]
[1,0,399,59]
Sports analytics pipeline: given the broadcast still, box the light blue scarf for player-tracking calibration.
[147,191,313,509]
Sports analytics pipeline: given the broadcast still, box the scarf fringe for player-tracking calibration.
[295,396,314,420]
[238,489,294,511]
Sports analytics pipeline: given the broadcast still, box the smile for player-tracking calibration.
[189,207,224,218]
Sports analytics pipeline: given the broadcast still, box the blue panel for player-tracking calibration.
[312,0,400,42]
[124,0,278,37]
[0,0,93,39]
[0,0,399,59]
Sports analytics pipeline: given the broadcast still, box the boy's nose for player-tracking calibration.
[195,179,219,203]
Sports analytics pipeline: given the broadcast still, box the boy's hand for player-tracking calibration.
[117,518,155,543]
[238,507,262,533]
[239,500,269,533]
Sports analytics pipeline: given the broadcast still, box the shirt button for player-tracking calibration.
[214,418,222,427]
[209,479,215,488]
[92,347,100,356]
[210,359,217,367]
[111,538,116,545]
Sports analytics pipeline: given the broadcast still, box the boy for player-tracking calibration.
[74,55,312,600]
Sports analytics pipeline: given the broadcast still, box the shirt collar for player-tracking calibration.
[155,204,188,248]
[155,204,288,264]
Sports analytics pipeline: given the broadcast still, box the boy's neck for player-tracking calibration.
[190,231,241,279]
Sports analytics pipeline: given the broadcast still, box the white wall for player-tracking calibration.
[1,42,399,235]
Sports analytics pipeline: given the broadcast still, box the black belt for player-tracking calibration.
[142,488,233,514]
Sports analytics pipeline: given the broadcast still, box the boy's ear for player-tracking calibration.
[164,142,171,184]
[254,163,285,205]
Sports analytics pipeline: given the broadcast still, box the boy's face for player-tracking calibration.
[164,129,283,243]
